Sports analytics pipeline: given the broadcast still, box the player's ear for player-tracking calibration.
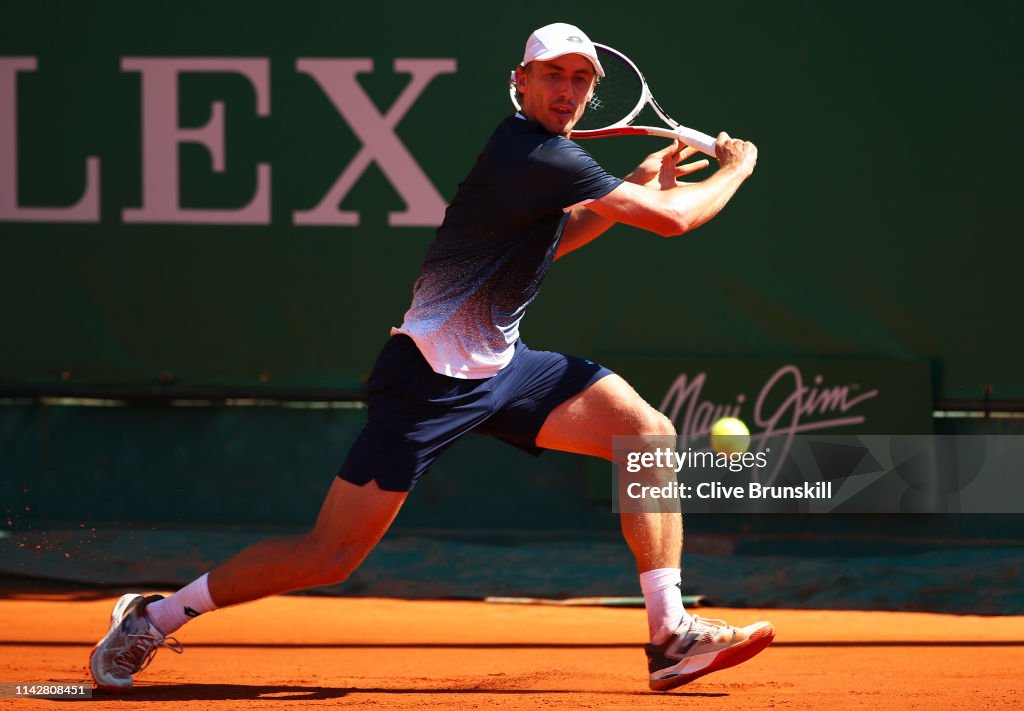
[514,65,528,93]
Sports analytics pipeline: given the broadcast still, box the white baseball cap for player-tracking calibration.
[520,22,605,77]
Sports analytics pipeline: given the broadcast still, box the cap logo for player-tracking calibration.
[567,35,583,43]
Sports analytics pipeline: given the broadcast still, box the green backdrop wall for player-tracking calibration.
[2,1,1021,403]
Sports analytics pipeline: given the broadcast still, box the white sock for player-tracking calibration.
[640,568,689,643]
[146,573,218,635]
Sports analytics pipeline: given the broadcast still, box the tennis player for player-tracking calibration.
[90,22,772,692]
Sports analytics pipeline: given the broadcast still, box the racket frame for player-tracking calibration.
[509,43,718,157]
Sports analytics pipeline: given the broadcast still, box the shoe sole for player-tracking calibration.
[650,623,775,691]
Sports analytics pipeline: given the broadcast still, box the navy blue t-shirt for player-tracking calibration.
[394,114,622,377]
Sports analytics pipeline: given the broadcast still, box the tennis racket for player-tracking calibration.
[510,43,718,158]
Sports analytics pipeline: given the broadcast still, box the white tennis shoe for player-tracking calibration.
[645,615,775,691]
[90,593,183,691]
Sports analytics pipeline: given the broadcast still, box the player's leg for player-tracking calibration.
[207,477,406,606]
[479,356,685,634]
[90,334,496,691]
[534,374,683,621]
[90,477,407,691]
[535,373,774,690]
[151,477,405,631]
[200,333,497,608]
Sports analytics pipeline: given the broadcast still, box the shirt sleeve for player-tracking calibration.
[527,138,623,212]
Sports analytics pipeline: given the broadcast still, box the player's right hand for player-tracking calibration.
[715,132,757,177]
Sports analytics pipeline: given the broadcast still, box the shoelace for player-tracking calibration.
[693,616,729,629]
[107,630,183,677]
[685,616,738,645]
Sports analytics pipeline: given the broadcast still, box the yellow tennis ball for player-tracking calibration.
[710,417,750,455]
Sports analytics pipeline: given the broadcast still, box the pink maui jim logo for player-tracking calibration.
[659,364,879,483]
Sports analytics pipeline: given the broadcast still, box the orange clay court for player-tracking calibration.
[1,594,1022,709]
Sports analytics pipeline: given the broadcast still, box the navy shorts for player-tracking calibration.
[337,334,615,492]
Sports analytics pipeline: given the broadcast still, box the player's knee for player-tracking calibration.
[643,410,676,438]
[299,534,375,588]
[619,410,676,464]
[303,558,353,588]
[628,409,675,439]
[312,564,353,587]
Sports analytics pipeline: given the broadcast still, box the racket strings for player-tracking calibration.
[575,49,645,131]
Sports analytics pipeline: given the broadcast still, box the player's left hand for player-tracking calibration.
[627,140,710,190]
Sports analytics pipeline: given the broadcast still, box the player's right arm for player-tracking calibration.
[586,133,757,237]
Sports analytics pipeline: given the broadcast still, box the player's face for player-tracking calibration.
[516,55,596,136]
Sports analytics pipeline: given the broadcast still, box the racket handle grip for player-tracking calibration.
[675,127,718,158]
